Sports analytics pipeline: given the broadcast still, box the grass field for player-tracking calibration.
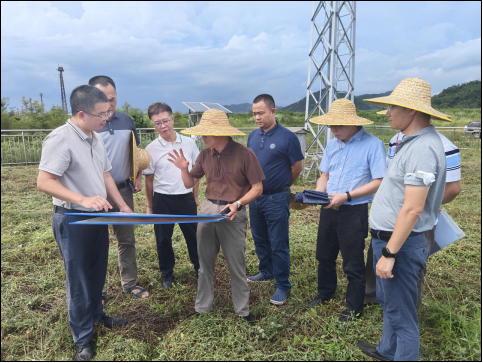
[1,150,481,361]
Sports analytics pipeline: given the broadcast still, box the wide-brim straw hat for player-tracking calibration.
[364,78,451,122]
[181,109,245,136]
[309,99,374,126]
[377,110,387,115]
[290,192,308,210]
[130,131,150,180]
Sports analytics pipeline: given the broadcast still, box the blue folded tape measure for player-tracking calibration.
[66,212,228,225]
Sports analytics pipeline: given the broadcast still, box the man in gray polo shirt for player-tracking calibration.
[356,78,449,362]
[89,76,149,300]
[37,85,131,361]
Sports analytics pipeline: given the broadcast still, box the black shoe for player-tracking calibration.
[308,295,330,308]
[163,275,173,288]
[357,340,391,361]
[338,309,362,322]
[242,314,255,325]
[75,341,94,361]
[101,315,127,328]
[189,310,200,318]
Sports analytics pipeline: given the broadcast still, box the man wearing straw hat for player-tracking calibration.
[168,109,265,323]
[307,98,387,323]
[89,76,151,301]
[37,85,131,361]
[357,78,450,362]
[144,102,200,288]
[246,94,304,306]
[364,110,461,310]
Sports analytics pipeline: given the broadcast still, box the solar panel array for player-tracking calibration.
[182,102,232,113]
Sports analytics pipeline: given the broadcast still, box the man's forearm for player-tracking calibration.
[315,172,329,192]
[38,178,84,205]
[238,183,263,205]
[386,207,421,254]
[181,168,195,188]
[193,179,200,198]
[145,175,154,208]
[349,178,382,199]
[442,181,461,204]
[290,160,303,185]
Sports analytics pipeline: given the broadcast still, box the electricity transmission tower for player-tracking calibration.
[39,93,44,113]
[303,1,356,180]
[57,66,68,114]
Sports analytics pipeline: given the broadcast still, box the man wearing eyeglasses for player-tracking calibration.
[89,76,149,301]
[37,85,131,361]
[144,103,200,288]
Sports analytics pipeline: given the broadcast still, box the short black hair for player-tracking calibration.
[148,102,173,120]
[88,75,116,90]
[70,85,108,116]
[253,94,275,109]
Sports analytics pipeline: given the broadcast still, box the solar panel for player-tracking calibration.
[182,102,232,113]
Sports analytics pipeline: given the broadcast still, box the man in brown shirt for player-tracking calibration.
[169,109,264,323]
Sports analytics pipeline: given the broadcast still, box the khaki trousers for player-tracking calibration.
[195,199,250,317]
[103,186,137,294]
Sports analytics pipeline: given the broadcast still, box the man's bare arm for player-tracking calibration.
[145,174,154,214]
[442,181,461,204]
[291,160,303,185]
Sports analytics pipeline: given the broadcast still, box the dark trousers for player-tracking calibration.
[316,205,368,315]
[52,211,109,346]
[249,189,291,291]
[153,192,199,278]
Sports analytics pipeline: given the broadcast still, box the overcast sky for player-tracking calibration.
[1,1,481,113]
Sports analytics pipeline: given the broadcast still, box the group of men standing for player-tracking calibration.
[37,76,460,361]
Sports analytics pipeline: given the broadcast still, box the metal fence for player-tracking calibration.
[1,126,480,166]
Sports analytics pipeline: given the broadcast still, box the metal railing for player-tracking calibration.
[1,126,480,166]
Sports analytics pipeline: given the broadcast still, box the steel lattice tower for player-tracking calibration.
[303,1,356,180]
[57,66,68,114]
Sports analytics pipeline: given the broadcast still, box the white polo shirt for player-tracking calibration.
[143,132,200,195]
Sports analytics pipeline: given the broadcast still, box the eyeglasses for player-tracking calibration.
[83,110,112,120]
[327,125,343,130]
[387,105,398,113]
[153,119,172,128]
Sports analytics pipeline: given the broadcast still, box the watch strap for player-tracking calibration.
[346,191,352,202]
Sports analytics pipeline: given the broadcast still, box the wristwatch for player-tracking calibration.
[382,247,396,258]
[235,201,243,211]
[345,191,352,202]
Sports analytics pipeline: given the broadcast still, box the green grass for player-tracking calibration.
[1,150,481,361]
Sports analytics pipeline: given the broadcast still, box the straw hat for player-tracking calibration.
[377,110,387,115]
[309,99,373,126]
[130,131,150,180]
[363,78,451,122]
[290,192,308,210]
[181,109,245,136]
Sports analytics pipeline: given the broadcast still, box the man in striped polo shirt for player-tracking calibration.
[364,128,461,310]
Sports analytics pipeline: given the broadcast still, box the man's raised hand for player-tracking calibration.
[168,148,189,170]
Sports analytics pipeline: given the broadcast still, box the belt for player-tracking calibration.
[370,229,424,242]
[262,185,290,195]
[53,206,102,215]
[208,199,231,205]
[116,178,132,190]
[333,203,368,211]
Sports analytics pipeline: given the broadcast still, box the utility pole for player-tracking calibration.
[57,65,68,114]
[29,98,33,113]
[39,93,44,113]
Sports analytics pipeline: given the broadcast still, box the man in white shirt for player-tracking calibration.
[144,103,200,288]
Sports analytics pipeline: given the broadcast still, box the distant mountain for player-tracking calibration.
[222,103,253,113]
[432,80,481,109]
[280,89,391,113]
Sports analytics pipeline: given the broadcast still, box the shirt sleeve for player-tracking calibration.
[369,140,387,179]
[444,145,461,183]
[244,149,266,184]
[402,143,441,186]
[100,138,112,173]
[142,144,155,175]
[287,133,304,164]
[38,133,71,176]
[190,151,205,179]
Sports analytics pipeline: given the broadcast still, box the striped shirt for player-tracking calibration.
[387,131,461,182]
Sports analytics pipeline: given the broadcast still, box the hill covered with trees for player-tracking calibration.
[431,80,481,109]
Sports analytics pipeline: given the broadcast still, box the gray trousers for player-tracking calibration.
[195,199,250,317]
[103,185,138,294]
[364,227,436,311]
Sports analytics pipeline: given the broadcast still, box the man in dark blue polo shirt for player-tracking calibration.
[247,94,304,305]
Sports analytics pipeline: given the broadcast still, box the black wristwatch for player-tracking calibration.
[345,191,352,202]
[235,201,243,211]
[382,247,396,258]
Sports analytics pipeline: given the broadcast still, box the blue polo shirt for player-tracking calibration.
[247,123,304,192]
[318,127,386,205]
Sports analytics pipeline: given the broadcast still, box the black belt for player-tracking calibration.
[334,203,368,211]
[370,229,424,242]
[208,199,231,205]
[53,206,102,215]
[262,185,290,195]
[116,178,131,190]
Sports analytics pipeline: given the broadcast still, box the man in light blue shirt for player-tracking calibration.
[307,99,386,322]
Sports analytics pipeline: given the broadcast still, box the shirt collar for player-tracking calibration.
[211,137,235,156]
[158,132,182,146]
[258,122,280,136]
[395,126,436,154]
[67,119,89,141]
[349,127,366,142]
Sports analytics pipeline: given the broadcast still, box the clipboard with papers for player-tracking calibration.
[429,210,465,257]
